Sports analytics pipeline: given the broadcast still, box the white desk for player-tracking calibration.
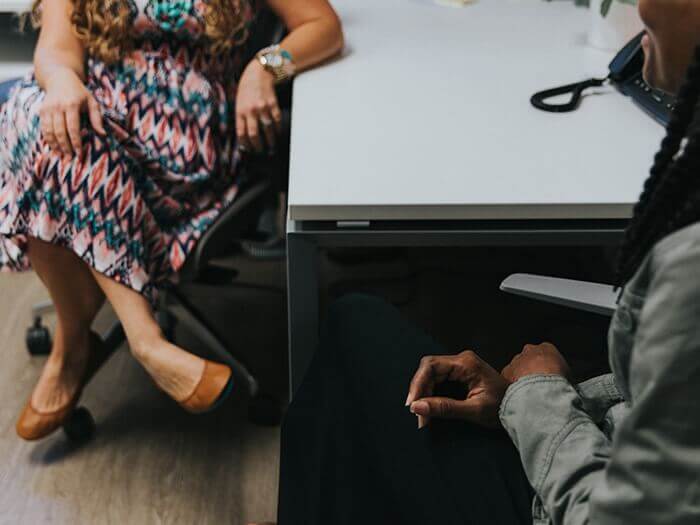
[289,0,662,221]
[286,0,666,394]
[0,1,32,12]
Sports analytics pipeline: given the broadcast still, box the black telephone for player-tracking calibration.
[531,32,675,126]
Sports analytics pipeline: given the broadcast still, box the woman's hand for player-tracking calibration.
[406,351,510,429]
[501,343,571,383]
[40,67,105,156]
[236,60,283,154]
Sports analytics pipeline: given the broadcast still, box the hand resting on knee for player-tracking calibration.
[406,343,571,430]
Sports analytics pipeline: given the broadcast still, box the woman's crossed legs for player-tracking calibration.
[26,237,206,413]
[276,294,534,525]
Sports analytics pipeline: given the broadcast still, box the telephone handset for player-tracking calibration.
[531,32,675,126]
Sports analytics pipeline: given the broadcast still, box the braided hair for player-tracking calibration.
[616,45,700,285]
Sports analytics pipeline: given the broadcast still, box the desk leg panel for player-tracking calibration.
[285,222,623,401]
[286,233,320,399]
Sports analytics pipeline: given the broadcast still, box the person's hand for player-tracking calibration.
[40,67,105,157]
[406,351,510,429]
[501,343,571,383]
[235,59,283,154]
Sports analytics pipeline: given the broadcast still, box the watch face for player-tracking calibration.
[268,54,284,68]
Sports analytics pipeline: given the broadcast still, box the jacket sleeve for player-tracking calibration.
[499,375,612,524]
[588,239,700,524]
[500,239,700,525]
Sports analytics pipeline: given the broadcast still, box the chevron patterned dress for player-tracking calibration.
[0,0,257,301]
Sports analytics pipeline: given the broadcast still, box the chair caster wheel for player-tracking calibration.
[63,407,96,442]
[26,317,52,355]
[247,394,283,427]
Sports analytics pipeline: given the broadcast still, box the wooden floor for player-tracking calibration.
[0,272,280,525]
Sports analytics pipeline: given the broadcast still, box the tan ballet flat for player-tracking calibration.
[16,332,112,441]
[178,360,234,414]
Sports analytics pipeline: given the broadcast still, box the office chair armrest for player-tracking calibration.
[500,274,618,317]
[183,177,273,279]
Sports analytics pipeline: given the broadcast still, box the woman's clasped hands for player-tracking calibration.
[406,343,571,429]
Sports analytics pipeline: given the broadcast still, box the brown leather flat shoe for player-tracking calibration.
[178,360,234,414]
[16,332,112,441]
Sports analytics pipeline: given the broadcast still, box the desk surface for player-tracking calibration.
[288,0,666,222]
[0,1,31,13]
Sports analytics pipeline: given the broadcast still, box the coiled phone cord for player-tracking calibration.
[530,77,609,113]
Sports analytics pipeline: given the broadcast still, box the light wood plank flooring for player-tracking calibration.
[0,272,279,525]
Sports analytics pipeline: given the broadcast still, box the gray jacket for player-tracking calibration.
[499,222,700,524]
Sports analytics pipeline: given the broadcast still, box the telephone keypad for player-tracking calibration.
[621,73,675,126]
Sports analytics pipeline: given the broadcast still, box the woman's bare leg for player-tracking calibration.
[26,238,105,411]
[88,270,205,402]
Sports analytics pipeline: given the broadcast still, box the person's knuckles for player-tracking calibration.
[458,349,479,364]
[63,100,81,112]
[453,354,477,379]
[431,398,454,417]
[541,342,558,353]
[419,355,437,369]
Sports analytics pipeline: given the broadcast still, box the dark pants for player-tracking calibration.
[278,295,534,525]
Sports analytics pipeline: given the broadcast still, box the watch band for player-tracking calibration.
[257,45,297,84]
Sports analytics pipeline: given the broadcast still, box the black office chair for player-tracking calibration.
[4,9,290,438]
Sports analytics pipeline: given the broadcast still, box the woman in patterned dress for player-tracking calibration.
[0,0,343,441]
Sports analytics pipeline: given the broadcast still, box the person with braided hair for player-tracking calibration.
[0,0,343,442]
[266,1,700,524]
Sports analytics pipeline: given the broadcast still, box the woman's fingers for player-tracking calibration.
[236,114,252,152]
[40,111,58,152]
[246,111,263,153]
[259,107,277,151]
[406,355,453,407]
[87,96,106,136]
[411,396,481,423]
[53,111,73,156]
[406,359,434,407]
[270,102,283,133]
[236,94,283,155]
[406,351,491,428]
[66,106,82,153]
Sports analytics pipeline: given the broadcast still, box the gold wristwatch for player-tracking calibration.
[256,45,297,84]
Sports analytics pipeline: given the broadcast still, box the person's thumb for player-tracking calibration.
[410,397,479,421]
